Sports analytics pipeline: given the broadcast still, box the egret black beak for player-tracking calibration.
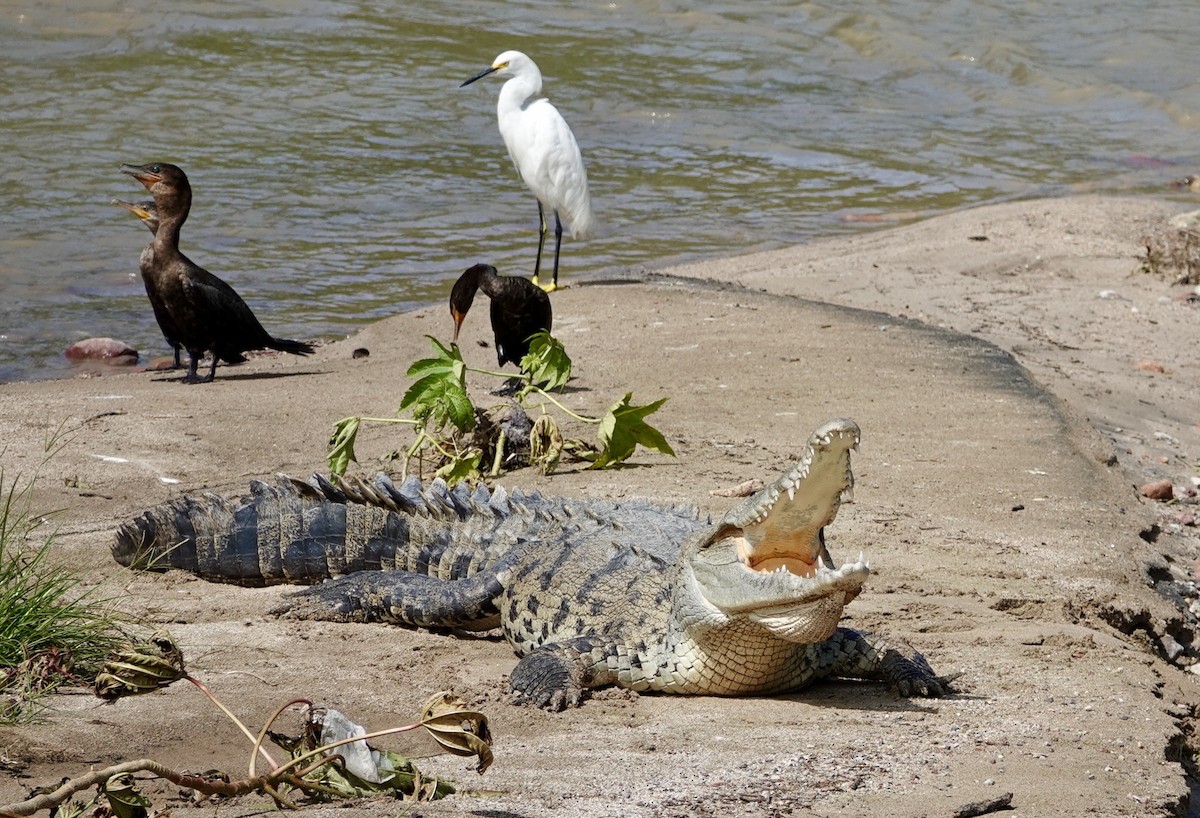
[460,64,501,87]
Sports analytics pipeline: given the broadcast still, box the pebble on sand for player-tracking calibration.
[64,338,139,365]
[1139,479,1174,501]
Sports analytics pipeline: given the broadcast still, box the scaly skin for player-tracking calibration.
[113,418,955,709]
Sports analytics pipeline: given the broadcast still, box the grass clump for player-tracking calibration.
[0,470,125,723]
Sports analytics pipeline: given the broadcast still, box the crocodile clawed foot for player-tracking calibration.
[511,684,584,712]
[895,671,962,698]
[509,647,588,711]
[881,647,958,698]
[269,585,368,623]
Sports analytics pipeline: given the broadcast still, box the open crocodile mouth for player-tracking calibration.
[734,527,825,576]
[684,419,867,643]
[726,419,860,578]
[694,530,869,643]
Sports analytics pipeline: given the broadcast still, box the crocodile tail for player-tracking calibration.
[111,481,352,587]
[112,491,234,577]
[111,473,517,587]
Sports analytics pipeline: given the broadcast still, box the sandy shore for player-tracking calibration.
[1,195,1198,817]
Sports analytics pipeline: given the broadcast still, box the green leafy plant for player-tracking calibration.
[0,469,125,724]
[329,332,673,482]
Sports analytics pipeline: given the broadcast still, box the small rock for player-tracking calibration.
[1140,479,1174,501]
[1174,509,1196,527]
[143,355,177,371]
[1159,633,1185,663]
[64,337,138,364]
[352,347,370,359]
[1135,360,1166,374]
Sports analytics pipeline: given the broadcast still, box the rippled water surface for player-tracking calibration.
[2,0,1198,382]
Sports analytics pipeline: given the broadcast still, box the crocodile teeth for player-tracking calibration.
[787,484,795,502]
[817,555,826,571]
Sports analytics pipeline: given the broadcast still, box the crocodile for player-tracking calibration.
[112,418,953,709]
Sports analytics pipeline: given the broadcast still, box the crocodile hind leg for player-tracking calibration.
[270,569,505,630]
[509,637,618,711]
[804,627,958,697]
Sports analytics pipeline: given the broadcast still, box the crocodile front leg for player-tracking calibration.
[804,627,957,697]
[509,636,619,711]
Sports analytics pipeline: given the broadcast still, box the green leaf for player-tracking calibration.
[591,393,675,469]
[400,337,463,390]
[298,743,456,801]
[102,773,152,818]
[400,337,475,433]
[519,331,571,390]
[435,449,482,485]
[328,416,361,476]
[405,337,457,379]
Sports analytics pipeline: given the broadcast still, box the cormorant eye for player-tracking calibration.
[149,164,160,173]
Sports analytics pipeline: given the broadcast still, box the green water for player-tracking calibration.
[2,0,1198,381]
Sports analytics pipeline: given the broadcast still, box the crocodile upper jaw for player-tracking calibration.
[683,418,867,642]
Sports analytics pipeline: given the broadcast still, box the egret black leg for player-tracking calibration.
[533,201,548,285]
[550,211,564,290]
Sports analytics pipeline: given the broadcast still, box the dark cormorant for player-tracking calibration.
[119,163,314,384]
[112,197,158,233]
[449,263,552,368]
[112,197,182,369]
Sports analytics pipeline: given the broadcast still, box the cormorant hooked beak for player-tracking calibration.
[120,163,164,191]
[111,198,154,220]
[451,307,467,342]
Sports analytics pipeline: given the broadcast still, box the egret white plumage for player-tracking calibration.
[461,50,595,292]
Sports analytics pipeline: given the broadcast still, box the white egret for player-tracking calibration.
[461,50,595,292]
